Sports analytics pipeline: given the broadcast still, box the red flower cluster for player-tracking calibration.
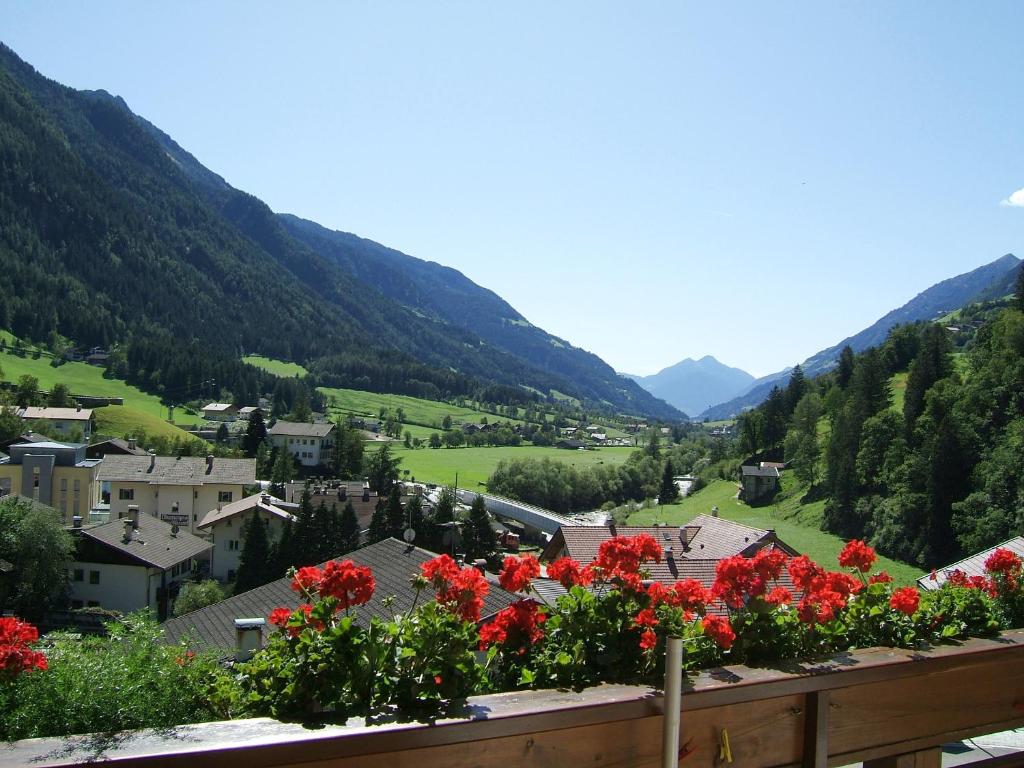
[546,557,593,590]
[889,587,920,616]
[590,534,661,590]
[712,555,764,608]
[701,614,735,649]
[319,560,375,609]
[268,604,324,637]
[479,599,546,652]
[421,555,490,622]
[788,555,826,593]
[838,539,877,573]
[0,617,47,678]
[499,554,541,593]
[632,608,660,651]
[947,569,991,591]
[985,548,1022,591]
[765,586,793,606]
[292,566,323,594]
[796,589,846,624]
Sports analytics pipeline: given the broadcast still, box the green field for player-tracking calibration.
[627,476,924,586]
[319,385,530,431]
[890,371,908,412]
[243,355,309,378]
[377,444,637,488]
[0,347,200,426]
[94,405,205,443]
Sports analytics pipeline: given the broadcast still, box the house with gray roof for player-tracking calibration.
[197,492,296,583]
[98,454,256,534]
[267,420,336,468]
[69,508,212,620]
[739,464,780,503]
[162,538,521,654]
[18,405,94,440]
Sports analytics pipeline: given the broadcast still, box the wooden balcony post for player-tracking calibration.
[802,690,829,768]
[862,746,941,768]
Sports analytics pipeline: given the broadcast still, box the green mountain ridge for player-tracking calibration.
[0,42,682,421]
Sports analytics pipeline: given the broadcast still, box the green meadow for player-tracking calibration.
[318,385,530,430]
[377,444,637,489]
[243,355,309,378]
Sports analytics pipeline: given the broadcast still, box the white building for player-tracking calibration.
[202,403,238,422]
[197,492,296,583]
[97,454,256,534]
[68,509,212,620]
[267,421,335,468]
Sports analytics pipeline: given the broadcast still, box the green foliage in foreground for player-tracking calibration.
[0,615,236,740]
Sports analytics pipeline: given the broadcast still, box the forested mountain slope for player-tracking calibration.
[0,43,680,420]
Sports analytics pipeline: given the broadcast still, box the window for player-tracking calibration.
[60,478,68,492]
[89,570,100,585]
[87,600,100,608]
[32,468,40,489]
[228,540,240,551]
[73,568,84,582]
[119,488,134,501]
[171,564,179,577]
[73,479,80,493]
[218,491,233,503]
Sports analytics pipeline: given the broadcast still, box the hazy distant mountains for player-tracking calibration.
[700,253,1022,420]
[624,356,755,417]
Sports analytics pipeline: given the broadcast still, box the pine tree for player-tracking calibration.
[271,518,294,575]
[289,487,317,566]
[338,500,361,553]
[837,346,855,389]
[463,495,496,561]
[243,409,268,457]
[368,497,390,544]
[366,443,400,493]
[385,486,406,540]
[659,459,679,504]
[270,447,295,497]
[234,513,273,593]
[1015,263,1024,312]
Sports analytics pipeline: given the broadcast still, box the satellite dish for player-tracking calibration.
[403,527,416,543]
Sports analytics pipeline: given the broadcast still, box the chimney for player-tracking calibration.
[206,454,214,472]
[472,558,488,574]
[234,618,266,661]
[76,404,82,412]
[123,519,134,541]
[72,515,82,529]
[711,505,719,518]
[148,451,156,472]
[128,505,140,529]
[128,438,137,451]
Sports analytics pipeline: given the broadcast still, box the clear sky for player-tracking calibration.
[5,2,1022,377]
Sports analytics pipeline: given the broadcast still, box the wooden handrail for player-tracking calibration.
[6,630,1024,768]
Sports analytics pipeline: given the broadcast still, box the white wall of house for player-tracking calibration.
[66,562,152,614]
[108,482,246,533]
[269,434,333,467]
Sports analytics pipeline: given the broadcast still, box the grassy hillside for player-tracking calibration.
[319,385,530,430]
[243,355,309,378]
[377,444,637,488]
[628,476,924,586]
[94,405,205,444]
[0,347,200,426]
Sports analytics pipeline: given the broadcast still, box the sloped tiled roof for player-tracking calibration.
[202,403,236,412]
[19,406,93,421]
[79,515,212,570]
[197,492,295,529]
[741,465,780,478]
[162,539,521,652]
[267,421,335,438]
[97,455,256,486]
[918,536,1024,591]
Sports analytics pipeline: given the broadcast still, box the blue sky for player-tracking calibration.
[5,2,1022,377]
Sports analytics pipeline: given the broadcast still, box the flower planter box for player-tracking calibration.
[7,629,1024,768]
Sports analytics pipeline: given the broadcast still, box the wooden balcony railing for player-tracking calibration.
[7,629,1024,768]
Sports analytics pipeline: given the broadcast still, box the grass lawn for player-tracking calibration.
[319,386,531,431]
[627,475,924,586]
[94,405,205,444]
[243,355,309,378]
[377,444,637,488]
[0,347,200,426]
[890,372,908,413]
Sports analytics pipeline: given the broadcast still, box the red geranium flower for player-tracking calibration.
[788,555,826,593]
[268,607,292,628]
[890,587,920,616]
[838,539,877,573]
[633,607,659,629]
[702,614,735,649]
[712,555,763,608]
[868,571,893,585]
[0,617,47,679]
[590,534,662,588]
[765,586,793,606]
[639,629,658,651]
[546,557,592,589]
[478,599,545,652]
[499,554,541,593]
[318,559,375,609]
[985,548,1022,576]
[291,566,323,594]
[669,579,711,612]
[752,547,788,581]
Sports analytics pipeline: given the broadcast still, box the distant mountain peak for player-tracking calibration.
[631,356,755,417]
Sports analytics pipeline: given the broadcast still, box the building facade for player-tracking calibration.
[267,421,335,468]
[197,493,296,583]
[0,441,102,524]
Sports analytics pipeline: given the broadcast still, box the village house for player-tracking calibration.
[739,464,781,503]
[202,403,239,422]
[197,492,297,583]
[18,405,93,440]
[268,420,336,468]
[97,454,256,534]
[85,437,149,459]
[0,441,102,523]
[67,507,212,620]
[237,406,265,421]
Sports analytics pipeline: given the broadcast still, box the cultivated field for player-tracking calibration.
[94,405,205,444]
[243,355,309,378]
